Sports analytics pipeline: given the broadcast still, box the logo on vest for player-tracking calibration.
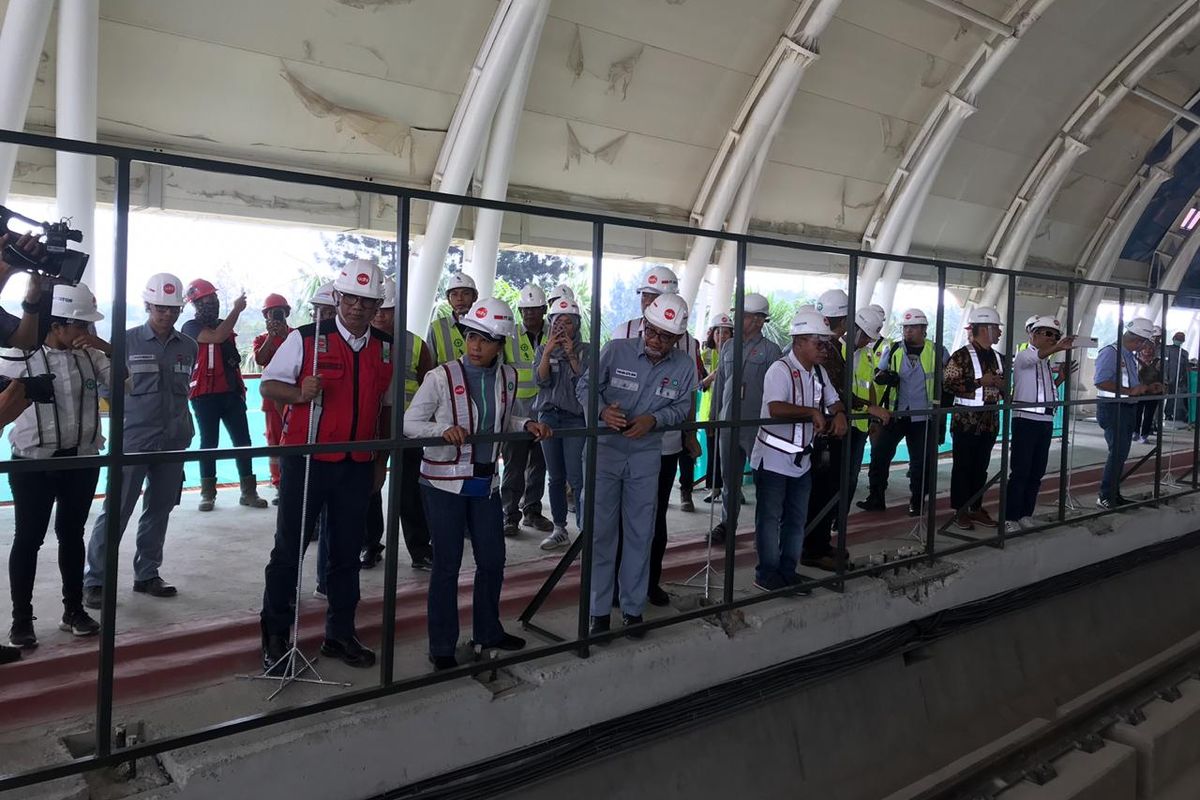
[84,378,97,390]
[792,370,800,378]
[317,335,327,353]
[454,385,466,395]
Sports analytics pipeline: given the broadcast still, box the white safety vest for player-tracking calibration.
[756,353,831,457]
[419,359,515,483]
[1016,353,1056,420]
[11,348,106,458]
[953,345,1002,408]
[1095,345,1133,398]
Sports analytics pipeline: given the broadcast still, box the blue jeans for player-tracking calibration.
[753,467,812,583]
[539,409,586,528]
[421,484,506,658]
[1097,402,1136,501]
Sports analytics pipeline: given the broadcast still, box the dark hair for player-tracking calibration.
[704,330,716,349]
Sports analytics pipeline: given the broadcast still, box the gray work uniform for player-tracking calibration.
[576,338,695,616]
[716,334,781,521]
[85,323,197,588]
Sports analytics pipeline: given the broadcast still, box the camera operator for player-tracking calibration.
[4,284,111,652]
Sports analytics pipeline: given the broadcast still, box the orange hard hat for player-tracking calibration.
[263,293,290,312]
[185,278,218,303]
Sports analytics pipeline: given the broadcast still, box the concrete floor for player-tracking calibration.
[0,418,1192,651]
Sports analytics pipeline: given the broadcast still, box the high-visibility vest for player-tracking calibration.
[756,351,830,458]
[419,359,516,483]
[402,332,424,410]
[953,344,1001,407]
[878,340,938,410]
[1095,344,1134,398]
[697,348,719,422]
[841,340,878,432]
[503,326,541,400]
[1017,342,1030,353]
[281,319,394,463]
[428,314,466,364]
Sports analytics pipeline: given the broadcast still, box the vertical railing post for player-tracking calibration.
[577,222,604,654]
[95,156,131,757]
[722,239,747,605]
[925,264,947,558]
[379,194,410,685]
[837,255,858,587]
[1058,282,1075,523]
[1154,288,1167,505]
[997,275,1016,545]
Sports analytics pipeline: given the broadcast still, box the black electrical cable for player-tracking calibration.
[372,528,1200,800]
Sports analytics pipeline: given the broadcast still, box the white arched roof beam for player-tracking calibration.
[858,0,1059,313]
[1070,91,1200,333]
[979,0,1200,311]
[0,0,53,204]
[677,0,842,310]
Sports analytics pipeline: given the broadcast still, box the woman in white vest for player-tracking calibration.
[943,306,1005,532]
[403,297,552,671]
[5,284,110,650]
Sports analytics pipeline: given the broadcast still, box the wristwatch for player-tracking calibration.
[20,300,39,314]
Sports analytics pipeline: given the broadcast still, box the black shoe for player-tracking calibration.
[503,521,520,538]
[320,637,376,669]
[710,522,727,545]
[680,492,695,513]
[1115,495,1134,507]
[411,554,434,571]
[753,574,786,592]
[522,512,554,533]
[703,492,717,503]
[1096,496,1115,510]
[476,632,526,652]
[429,654,458,671]
[907,501,921,517]
[782,573,813,596]
[59,609,100,637]
[8,617,36,650]
[132,577,177,598]
[589,615,611,643]
[856,498,886,512]
[800,554,838,572]
[83,586,102,610]
[262,633,289,675]
[360,546,383,569]
[0,644,20,665]
[647,585,670,607]
[622,614,646,640]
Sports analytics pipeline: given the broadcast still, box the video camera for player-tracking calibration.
[0,373,55,404]
[0,205,88,286]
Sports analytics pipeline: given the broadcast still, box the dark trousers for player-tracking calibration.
[422,485,506,658]
[678,450,696,494]
[803,441,843,559]
[950,429,997,511]
[1098,403,1136,501]
[362,448,432,562]
[501,439,547,521]
[1136,399,1159,438]
[1005,417,1053,521]
[705,429,723,491]
[261,456,372,641]
[8,460,100,620]
[615,452,676,595]
[192,391,254,480]
[866,418,931,506]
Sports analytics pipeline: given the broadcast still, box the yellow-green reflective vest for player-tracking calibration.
[428,315,466,365]
[402,332,424,410]
[504,327,542,401]
[842,340,879,432]
[880,340,938,410]
[697,348,719,422]
[1017,341,1030,353]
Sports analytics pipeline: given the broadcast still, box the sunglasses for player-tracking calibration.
[643,324,680,342]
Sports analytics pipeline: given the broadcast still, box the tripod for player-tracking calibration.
[671,427,723,599]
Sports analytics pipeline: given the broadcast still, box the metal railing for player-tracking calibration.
[0,128,1198,792]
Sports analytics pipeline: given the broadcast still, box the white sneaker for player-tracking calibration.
[313,588,327,601]
[540,526,571,551]
[1003,520,1022,534]
[1018,516,1037,530]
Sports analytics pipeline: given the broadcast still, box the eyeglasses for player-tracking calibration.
[151,305,181,314]
[1035,329,1061,341]
[643,324,680,342]
[339,294,381,309]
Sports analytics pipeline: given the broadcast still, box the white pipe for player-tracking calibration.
[0,0,53,203]
[1131,84,1200,126]
[678,46,812,306]
[1143,227,1200,322]
[407,0,543,335]
[468,0,549,300]
[56,0,100,288]
[922,0,1015,36]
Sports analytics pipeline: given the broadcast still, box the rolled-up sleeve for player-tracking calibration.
[260,330,304,386]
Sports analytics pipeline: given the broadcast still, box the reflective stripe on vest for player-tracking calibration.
[504,327,540,400]
[1022,352,1055,417]
[954,345,1001,407]
[429,315,465,364]
[403,333,423,409]
[1096,344,1133,398]
[757,352,821,456]
[420,359,515,482]
[841,340,877,432]
[884,341,937,410]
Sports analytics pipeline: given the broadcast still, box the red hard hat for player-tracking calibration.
[263,293,290,312]
[185,278,217,303]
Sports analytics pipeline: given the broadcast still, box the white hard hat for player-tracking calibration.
[447,272,478,293]
[638,266,679,295]
[790,309,833,337]
[643,293,689,335]
[869,303,886,319]
[380,277,397,310]
[547,283,576,305]
[743,293,770,315]
[517,284,547,309]
[1029,315,1062,334]
[460,297,515,340]
[815,289,849,318]
[1126,318,1157,341]
[142,272,186,307]
[901,308,929,326]
[1152,325,1163,337]
[548,297,581,318]
[52,283,103,322]
[966,306,1002,326]
[796,303,816,315]
[708,310,734,330]
[854,307,884,340]
[1024,314,1039,332]
[312,281,336,307]
[333,259,385,300]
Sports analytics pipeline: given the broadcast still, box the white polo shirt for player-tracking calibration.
[750,351,840,478]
